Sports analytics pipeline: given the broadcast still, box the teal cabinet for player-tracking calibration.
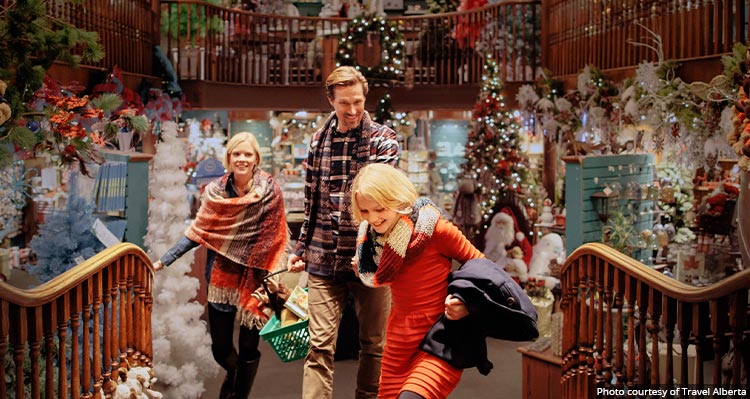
[564,154,655,255]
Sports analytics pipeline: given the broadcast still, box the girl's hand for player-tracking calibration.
[153,260,164,271]
[444,294,469,320]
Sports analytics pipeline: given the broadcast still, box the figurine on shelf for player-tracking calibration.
[539,198,554,224]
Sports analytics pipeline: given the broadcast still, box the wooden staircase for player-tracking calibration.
[560,243,749,398]
[0,243,153,398]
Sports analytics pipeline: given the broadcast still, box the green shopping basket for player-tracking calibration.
[259,269,310,362]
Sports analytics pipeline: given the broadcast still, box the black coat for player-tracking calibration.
[418,258,539,375]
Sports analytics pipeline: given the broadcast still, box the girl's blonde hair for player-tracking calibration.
[223,132,262,173]
[351,163,418,222]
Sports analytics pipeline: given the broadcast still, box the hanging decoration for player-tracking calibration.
[336,14,406,82]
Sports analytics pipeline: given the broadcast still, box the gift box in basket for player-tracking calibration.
[259,271,310,363]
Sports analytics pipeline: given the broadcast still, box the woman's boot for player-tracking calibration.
[219,368,236,399]
[233,356,260,399]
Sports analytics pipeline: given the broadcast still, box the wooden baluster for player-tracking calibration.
[111,261,121,362]
[92,272,104,398]
[614,270,626,390]
[636,281,649,387]
[28,307,42,399]
[57,294,70,399]
[576,255,589,398]
[145,268,154,359]
[677,301,692,391]
[710,0,719,54]
[709,298,728,386]
[585,255,597,389]
[647,287,662,386]
[120,258,128,356]
[102,267,113,388]
[0,301,8,398]
[594,258,606,387]
[132,258,142,354]
[42,303,56,399]
[692,302,709,388]
[9,305,26,399]
[625,276,636,388]
[728,290,747,386]
[82,279,93,397]
[733,0,744,44]
[602,262,614,387]
[662,297,677,390]
[71,287,82,398]
[126,254,134,352]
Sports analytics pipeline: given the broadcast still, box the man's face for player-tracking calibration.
[328,83,366,132]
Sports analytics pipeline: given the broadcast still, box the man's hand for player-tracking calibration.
[287,254,306,273]
[444,294,469,320]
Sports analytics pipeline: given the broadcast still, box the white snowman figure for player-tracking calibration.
[528,233,566,288]
[540,198,554,224]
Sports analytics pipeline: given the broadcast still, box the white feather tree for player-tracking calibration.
[144,121,219,398]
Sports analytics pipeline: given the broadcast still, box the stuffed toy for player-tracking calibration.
[0,80,11,126]
[484,207,533,283]
[528,233,565,288]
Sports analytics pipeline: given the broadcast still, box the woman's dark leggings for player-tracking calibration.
[208,304,261,371]
[398,391,426,399]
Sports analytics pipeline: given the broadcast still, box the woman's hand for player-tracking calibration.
[444,294,469,320]
[351,254,359,277]
[287,254,306,273]
[153,260,164,271]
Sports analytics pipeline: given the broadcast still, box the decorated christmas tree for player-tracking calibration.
[462,56,530,241]
[144,121,218,398]
[27,172,103,283]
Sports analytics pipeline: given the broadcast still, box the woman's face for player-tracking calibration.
[355,193,400,235]
[229,141,258,180]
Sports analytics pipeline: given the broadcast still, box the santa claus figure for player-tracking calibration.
[484,207,533,283]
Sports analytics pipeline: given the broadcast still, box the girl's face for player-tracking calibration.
[355,193,401,235]
[229,141,258,180]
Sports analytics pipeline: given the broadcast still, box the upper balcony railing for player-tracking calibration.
[160,0,541,87]
[38,0,159,77]
[544,0,750,78]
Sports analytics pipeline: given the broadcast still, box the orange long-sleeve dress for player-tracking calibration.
[377,218,484,399]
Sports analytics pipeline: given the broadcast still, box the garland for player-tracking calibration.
[336,14,405,81]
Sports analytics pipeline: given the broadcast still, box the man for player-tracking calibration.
[288,66,399,399]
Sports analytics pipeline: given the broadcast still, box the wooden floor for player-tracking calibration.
[201,337,528,399]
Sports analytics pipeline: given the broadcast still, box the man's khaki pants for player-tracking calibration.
[302,273,391,399]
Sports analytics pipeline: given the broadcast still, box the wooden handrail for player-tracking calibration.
[560,243,750,398]
[159,0,541,86]
[0,243,154,398]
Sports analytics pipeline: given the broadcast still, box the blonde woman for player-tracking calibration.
[154,132,287,399]
[351,163,483,399]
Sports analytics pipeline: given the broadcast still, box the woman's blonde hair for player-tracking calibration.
[325,66,369,100]
[351,163,418,222]
[223,132,262,173]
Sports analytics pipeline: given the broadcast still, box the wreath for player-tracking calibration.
[336,15,405,81]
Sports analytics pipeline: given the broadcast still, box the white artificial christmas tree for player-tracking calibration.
[144,120,219,398]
